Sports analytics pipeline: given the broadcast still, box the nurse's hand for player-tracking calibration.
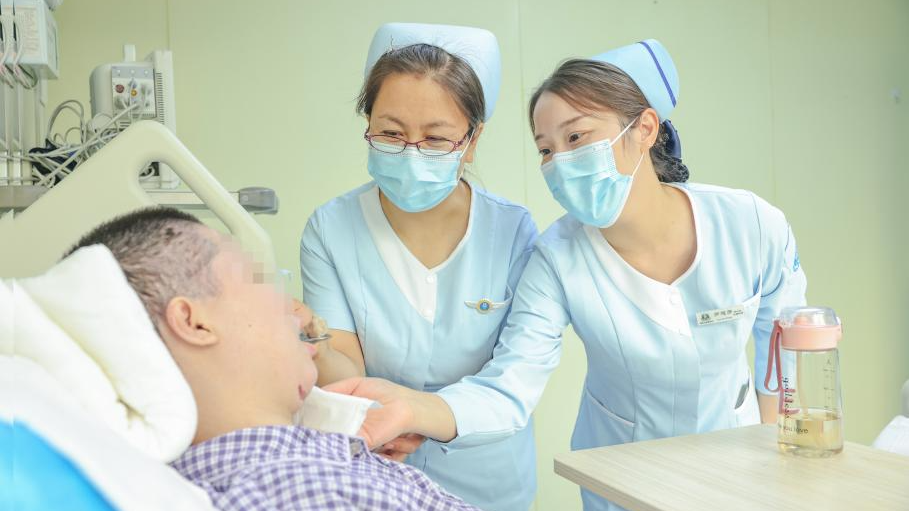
[291,298,324,338]
[291,299,366,384]
[377,433,425,462]
[324,377,417,449]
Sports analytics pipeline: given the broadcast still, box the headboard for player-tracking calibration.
[0,121,275,278]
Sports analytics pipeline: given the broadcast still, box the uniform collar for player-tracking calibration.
[358,183,475,323]
[583,184,701,337]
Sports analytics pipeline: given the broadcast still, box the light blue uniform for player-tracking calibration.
[301,182,538,511]
[439,183,807,510]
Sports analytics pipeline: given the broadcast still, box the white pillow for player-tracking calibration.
[10,245,196,462]
[3,278,123,431]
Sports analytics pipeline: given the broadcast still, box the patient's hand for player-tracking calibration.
[377,433,426,462]
[323,377,416,449]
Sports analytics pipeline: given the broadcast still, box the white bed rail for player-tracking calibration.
[0,121,275,278]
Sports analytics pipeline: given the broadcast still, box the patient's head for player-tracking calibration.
[66,207,318,442]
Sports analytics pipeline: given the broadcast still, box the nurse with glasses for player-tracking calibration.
[300,23,539,511]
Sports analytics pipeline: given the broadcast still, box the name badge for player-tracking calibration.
[696,304,746,326]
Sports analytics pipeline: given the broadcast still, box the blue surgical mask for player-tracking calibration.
[541,119,644,228]
[367,139,471,213]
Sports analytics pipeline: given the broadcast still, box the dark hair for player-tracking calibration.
[64,207,220,326]
[529,59,688,182]
[357,43,485,136]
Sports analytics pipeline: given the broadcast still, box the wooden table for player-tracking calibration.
[554,424,909,511]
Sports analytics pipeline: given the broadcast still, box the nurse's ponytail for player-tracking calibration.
[528,59,689,183]
[651,120,689,183]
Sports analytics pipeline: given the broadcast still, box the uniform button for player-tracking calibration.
[426,274,437,284]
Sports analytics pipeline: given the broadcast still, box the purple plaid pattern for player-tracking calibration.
[170,425,480,511]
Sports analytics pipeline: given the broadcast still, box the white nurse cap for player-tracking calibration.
[364,22,502,121]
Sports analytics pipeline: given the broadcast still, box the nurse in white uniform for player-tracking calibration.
[331,39,808,511]
[512,39,807,509]
[300,23,538,511]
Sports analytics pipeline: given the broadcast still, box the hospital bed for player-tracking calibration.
[1,122,278,510]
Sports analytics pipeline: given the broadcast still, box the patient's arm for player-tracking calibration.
[314,329,366,386]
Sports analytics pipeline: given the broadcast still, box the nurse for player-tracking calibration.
[525,39,807,509]
[300,23,538,511]
[331,39,808,511]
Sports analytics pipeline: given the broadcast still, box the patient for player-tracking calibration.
[65,207,477,511]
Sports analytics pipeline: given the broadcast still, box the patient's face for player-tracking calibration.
[205,235,318,417]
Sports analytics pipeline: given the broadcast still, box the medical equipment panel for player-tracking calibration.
[90,45,177,189]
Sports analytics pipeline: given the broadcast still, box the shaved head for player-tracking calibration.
[65,207,220,326]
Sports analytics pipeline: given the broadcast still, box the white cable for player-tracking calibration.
[31,97,148,185]
[32,101,97,160]
[0,13,13,88]
[46,100,86,139]
[0,44,12,87]
[31,103,141,186]
[13,63,37,89]
[63,126,85,144]
[9,19,37,89]
[9,23,26,87]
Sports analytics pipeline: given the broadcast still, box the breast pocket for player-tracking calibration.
[452,286,514,360]
[695,290,762,366]
[736,291,762,340]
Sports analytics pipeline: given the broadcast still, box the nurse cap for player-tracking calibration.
[592,39,679,122]
[592,39,681,159]
[364,22,502,121]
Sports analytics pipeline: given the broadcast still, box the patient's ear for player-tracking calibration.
[164,297,219,348]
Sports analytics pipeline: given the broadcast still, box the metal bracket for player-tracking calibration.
[0,185,279,215]
[148,186,279,214]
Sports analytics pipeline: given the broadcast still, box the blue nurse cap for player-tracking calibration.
[364,22,502,121]
[592,39,679,121]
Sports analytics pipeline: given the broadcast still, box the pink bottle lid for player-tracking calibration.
[765,307,843,396]
[776,306,842,351]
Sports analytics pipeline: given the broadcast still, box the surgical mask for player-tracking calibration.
[367,138,471,213]
[541,119,644,228]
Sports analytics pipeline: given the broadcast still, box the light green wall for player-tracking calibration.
[49,1,908,509]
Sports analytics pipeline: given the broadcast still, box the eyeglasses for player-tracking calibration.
[364,129,471,156]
